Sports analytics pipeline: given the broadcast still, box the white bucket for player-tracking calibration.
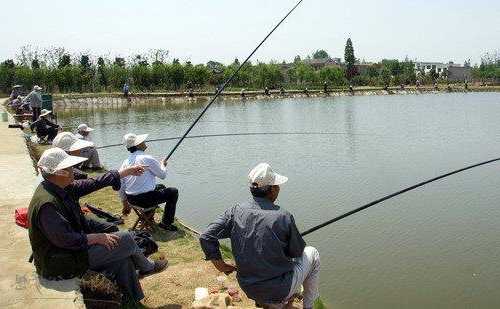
[194,287,209,301]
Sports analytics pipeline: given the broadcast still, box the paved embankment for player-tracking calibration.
[0,99,83,308]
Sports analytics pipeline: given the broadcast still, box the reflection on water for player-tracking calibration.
[59,93,500,308]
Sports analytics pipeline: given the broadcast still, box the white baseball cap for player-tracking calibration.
[123,133,148,148]
[248,163,288,188]
[53,132,94,152]
[38,148,87,174]
[78,123,94,132]
[40,109,52,117]
[33,85,42,91]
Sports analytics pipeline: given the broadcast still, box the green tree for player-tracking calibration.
[58,54,71,68]
[344,38,357,80]
[319,67,346,86]
[313,50,330,59]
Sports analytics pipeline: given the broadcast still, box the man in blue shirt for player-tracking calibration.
[200,163,320,308]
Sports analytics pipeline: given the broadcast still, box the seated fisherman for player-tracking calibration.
[53,132,95,180]
[199,163,320,308]
[28,148,167,302]
[76,123,102,170]
[119,133,179,231]
[30,109,60,143]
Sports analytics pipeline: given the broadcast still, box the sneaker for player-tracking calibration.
[158,223,178,231]
[139,259,168,279]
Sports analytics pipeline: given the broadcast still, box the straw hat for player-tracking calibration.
[38,148,87,175]
[53,132,94,152]
[123,133,148,148]
[77,123,94,133]
[40,109,52,117]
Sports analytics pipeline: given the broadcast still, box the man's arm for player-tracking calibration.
[144,156,167,179]
[38,203,89,250]
[199,206,237,273]
[284,214,306,258]
[67,170,122,199]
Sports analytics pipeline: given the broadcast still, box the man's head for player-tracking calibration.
[38,148,87,187]
[52,132,94,156]
[123,133,148,153]
[33,85,42,92]
[248,163,288,203]
[77,123,94,136]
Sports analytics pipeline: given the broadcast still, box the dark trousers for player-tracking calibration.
[32,107,41,122]
[38,127,58,142]
[88,231,154,302]
[127,184,178,225]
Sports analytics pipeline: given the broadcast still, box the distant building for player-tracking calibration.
[415,61,472,82]
[447,66,472,82]
[303,58,342,70]
[355,62,376,75]
[414,62,449,74]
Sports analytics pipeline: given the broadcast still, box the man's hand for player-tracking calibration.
[212,260,237,275]
[119,164,147,178]
[87,233,120,250]
[161,159,168,168]
[122,199,131,216]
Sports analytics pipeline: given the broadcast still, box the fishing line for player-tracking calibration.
[300,156,500,236]
[164,0,305,161]
[96,131,367,150]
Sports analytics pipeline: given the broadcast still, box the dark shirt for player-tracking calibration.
[199,196,306,304]
[37,170,121,251]
[30,117,59,136]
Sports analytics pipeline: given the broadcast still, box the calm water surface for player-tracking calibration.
[59,93,500,308]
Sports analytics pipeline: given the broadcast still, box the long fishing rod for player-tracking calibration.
[96,131,365,150]
[164,0,305,161]
[300,156,500,237]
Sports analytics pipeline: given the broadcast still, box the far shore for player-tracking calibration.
[47,85,500,110]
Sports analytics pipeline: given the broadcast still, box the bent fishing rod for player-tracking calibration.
[300,156,500,237]
[164,0,305,161]
[96,131,367,150]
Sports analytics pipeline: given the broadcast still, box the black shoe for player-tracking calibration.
[158,223,178,231]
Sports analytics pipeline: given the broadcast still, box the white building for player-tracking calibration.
[414,62,449,74]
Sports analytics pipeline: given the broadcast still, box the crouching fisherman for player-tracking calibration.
[28,148,167,302]
[199,163,320,308]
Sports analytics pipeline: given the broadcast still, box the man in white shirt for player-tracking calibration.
[119,133,179,231]
[76,123,102,170]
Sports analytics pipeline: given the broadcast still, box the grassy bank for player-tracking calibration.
[24,139,326,308]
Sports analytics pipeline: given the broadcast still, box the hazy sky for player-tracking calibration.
[1,0,499,65]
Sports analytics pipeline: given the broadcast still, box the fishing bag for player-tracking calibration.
[132,231,158,257]
[15,207,29,228]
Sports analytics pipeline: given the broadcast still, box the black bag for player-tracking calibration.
[132,231,158,257]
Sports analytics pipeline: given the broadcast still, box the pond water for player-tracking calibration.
[59,92,500,308]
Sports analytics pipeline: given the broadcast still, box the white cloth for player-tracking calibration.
[119,150,167,199]
[265,246,320,309]
[287,246,321,308]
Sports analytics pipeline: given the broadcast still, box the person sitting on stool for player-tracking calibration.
[30,109,60,143]
[119,133,179,232]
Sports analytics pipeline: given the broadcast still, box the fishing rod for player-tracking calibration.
[96,131,366,150]
[164,0,305,161]
[300,156,500,237]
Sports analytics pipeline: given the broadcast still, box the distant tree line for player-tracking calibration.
[1,44,497,94]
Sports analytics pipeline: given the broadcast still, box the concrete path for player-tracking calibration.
[0,99,83,308]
